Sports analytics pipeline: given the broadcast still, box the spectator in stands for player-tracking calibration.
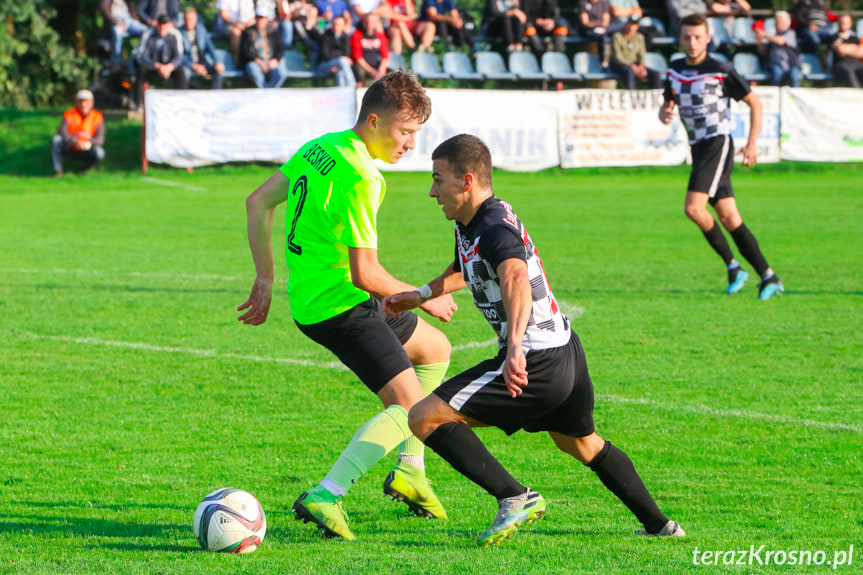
[311,13,357,85]
[350,0,388,24]
[51,90,106,177]
[755,10,802,87]
[215,0,256,62]
[610,18,662,89]
[351,13,390,83]
[179,7,226,90]
[288,0,322,51]
[137,0,179,27]
[666,0,706,38]
[609,0,641,27]
[134,15,184,109]
[420,0,473,49]
[386,0,436,55]
[792,0,832,54]
[317,0,352,23]
[101,0,148,63]
[483,0,527,53]
[579,0,611,64]
[241,9,289,88]
[523,0,568,54]
[709,0,749,17]
[829,13,863,88]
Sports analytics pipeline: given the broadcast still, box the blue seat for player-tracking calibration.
[711,52,729,63]
[573,52,615,80]
[733,17,757,45]
[640,16,674,46]
[645,51,667,76]
[474,51,516,81]
[800,53,833,81]
[443,51,483,81]
[669,52,685,62]
[763,17,776,37]
[388,53,408,71]
[214,49,244,78]
[410,52,451,80]
[858,18,863,38]
[732,52,768,82]
[283,50,314,79]
[508,51,550,80]
[707,17,735,51]
[541,51,581,81]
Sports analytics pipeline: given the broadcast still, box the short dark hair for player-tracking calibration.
[357,70,432,124]
[431,134,493,190]
[680,13,708,31]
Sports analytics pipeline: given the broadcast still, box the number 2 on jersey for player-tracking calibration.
[287,175,308,255]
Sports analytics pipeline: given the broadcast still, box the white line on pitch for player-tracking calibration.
[10,332,860,434]
[143,177,208,192]
[602,395,863,434]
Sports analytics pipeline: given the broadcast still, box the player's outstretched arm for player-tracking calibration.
[738,92,762,167]
[382,263,465,319]
[351,248,459,321]
[238,171,290,325]
[498,258,531,397]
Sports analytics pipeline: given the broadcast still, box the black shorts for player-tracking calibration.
[688,135,735,206]
[433,331,595,437]
[295,297,418,394]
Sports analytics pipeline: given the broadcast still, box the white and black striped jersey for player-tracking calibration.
[452,196,570,352]
[663,56,751,145]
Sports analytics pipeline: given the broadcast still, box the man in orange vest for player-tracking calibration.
[51,90,106,177]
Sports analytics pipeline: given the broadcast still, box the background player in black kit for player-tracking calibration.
[383,134,684,546]
[660,13,783,301]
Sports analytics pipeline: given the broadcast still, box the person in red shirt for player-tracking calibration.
[351,13,390,84]
[51,90,106,177]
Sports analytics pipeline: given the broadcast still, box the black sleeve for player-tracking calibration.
[662,74,673,102]
[452,230,460,272]
[724,66,751,101]
[478,224,526,273]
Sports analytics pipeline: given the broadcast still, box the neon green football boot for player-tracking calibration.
[383,461,448,519]
[292,486,356,540]
[477,489,546,547]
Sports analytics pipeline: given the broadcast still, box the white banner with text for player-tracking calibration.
[780,88,863,162]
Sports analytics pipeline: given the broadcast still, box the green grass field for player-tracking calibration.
[1,114,862,574]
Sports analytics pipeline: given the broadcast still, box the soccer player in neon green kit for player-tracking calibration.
[238,71,456,540]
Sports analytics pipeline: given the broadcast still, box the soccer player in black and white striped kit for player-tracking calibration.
[660,13,783,300]
[383,134,683,546]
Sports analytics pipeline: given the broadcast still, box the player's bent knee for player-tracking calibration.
[408,400,436,441]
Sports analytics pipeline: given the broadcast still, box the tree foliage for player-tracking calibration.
[0,0,90,108]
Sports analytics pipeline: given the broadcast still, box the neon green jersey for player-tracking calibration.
[278,129,384,325]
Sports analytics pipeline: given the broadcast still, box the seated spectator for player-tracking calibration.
[483,0,527,53]
[666,0,706,38]
[386,0,436,54]
[709,0,749,17]
[51,90,106,177]
[137,0,179,27]
[240,9,289,88]
[755,10,801,87]
[828,13,863,88]
[523,0,568,54]
[134,15,184,109]
[610,18,662,89]
[179,7,226,89]
[288,0,321,51]
[215,0,256,62]
[420,0,473,49]
[350,0,388,24]
[310,13,357,85]
[792,0,833,54]
[607,0,640,36]
[351,13,389,84]
[101,0,148,63]
[317,0,352,28]
[579,0,610,63]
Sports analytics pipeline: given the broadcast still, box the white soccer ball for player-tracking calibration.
[193,488,267,553]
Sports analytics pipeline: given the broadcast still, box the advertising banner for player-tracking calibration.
[780,88,863,162]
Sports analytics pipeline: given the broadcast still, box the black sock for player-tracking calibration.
[729,223,770,278]
[702,220,735,266]
[588,441,669,534]
[424,422,525,500]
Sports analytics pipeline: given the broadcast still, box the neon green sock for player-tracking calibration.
[322,405,411,496]
[398,362,450,466]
